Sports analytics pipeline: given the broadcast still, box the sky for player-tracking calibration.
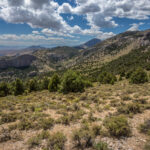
[0,0,150,47]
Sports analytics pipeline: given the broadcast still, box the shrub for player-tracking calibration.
[140,119,150,135]
[47,132,66,150]
[130,68,148,84]
[117,103,142,114]
[14,79,24,96]
[0,113,18,124]
[104,115,131,138]
[94,141,110,150]
[98,72,117,85]
[72,123,99,149]
[91,125,101,137]
[83,79,93,88]
[28,79,38,92]
[27,136,41,148]
[48,74,60,92]
[42,77,50,90]
[0,128,11,143]
[0,82,9,97]
[27,130,50,148]
[38,118,54,130]
[60,70,85,93]
[17,118,33,130]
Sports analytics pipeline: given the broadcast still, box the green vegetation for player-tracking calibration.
[130,68,148,84]
[60,70,85,93]
[47,132,66,150]
[94,142,111,150]
[104,115,131,138]
[28,79,38,92]
[14,79,24,96]
[117,103,142,114]
[48,73,60,92]
[140,119,150,135]
[100,47,150,76]
[0,82,9,97]
[98,72,117,84]
[42,77,50,90]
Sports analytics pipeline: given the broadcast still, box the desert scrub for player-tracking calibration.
[47,132,66,150]
[139,119,150,135]
[72,123,101,149]
[27,130,50,148]
[94,141,111,150]
[37,117,54,130]
[117,103,142,114]
[104,115,131,138]
[17,118,34,130]
[0,128,11,142]
[27,136,41,148]
[0,112,18,124]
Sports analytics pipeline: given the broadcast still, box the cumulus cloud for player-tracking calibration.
[0,0,67,31]
[127,22,144,31]
[0,0,150,46]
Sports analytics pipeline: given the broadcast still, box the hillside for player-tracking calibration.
[0,29,150,81]
[70,30,150,78]
[0,80,150,150]
[0,30,150,150]
[0,46,80,80]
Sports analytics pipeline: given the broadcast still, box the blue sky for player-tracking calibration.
[0,0,150,47]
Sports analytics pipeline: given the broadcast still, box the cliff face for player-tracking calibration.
[0,54,36,69]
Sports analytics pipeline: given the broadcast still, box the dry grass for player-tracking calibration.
[0,80,150,150]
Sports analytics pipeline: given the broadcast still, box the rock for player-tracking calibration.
[0,54,36,69]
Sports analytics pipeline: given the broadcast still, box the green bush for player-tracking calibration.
[130,68,148,84]
[98,72,117,85]
[104,115,131,138]
[60,70,85,93]
[72,123,100,149]
[17,118,33,130]
[48,74,60,92]
[14,79,24,96]
[42,77,50,90]
[27,136,41,148]
[28,79,38,92]
[47,132,66,150]
[0,113,18,124]
[0,82,9,97]
[38,118,54,130]
[117,103,142,114]
[94,141,110,150]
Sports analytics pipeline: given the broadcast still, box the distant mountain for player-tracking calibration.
[23,45,46,51]
[74,38,101,49]
[0,45,46,57]
[1,29,150,81]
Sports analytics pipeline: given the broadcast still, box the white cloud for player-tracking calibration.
[127,22,144,31]
[0,0,149,46]
[32,31,40,34]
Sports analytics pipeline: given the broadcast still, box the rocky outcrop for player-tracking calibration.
[0,54,36,69]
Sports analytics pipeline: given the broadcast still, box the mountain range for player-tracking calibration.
[0,29,150,80]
